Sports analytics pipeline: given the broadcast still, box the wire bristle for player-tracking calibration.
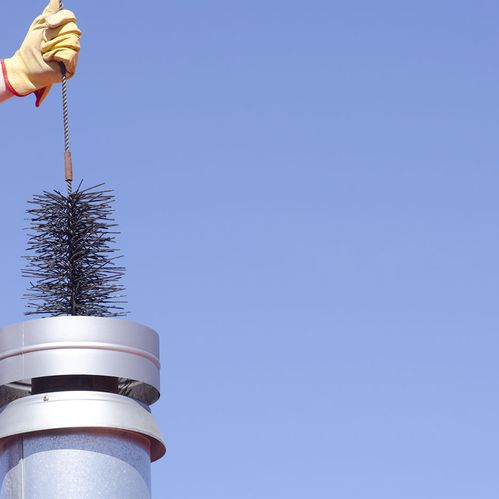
[23,183,127,317]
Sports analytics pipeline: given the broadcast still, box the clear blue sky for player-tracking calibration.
[2,1,499,497]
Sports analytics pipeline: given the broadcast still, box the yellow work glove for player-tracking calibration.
[1,0,81,107]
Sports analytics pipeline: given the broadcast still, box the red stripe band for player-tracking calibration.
[0,60,24,98]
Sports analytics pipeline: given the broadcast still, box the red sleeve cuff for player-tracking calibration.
[1,60,43,107]
[1,60,23,97]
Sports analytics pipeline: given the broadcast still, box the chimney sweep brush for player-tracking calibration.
[23,1,126,319]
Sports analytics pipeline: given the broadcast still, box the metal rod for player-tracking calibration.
[59,0,73,196]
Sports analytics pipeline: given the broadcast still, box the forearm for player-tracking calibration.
[0,68,12,103]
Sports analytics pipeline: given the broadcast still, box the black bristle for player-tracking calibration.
[23,183,127,317]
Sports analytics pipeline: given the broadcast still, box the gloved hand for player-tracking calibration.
[1,0,81,107]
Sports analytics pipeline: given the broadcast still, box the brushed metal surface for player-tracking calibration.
[0,430,151,498]
[0,317,161,406]
[0,391,166,462]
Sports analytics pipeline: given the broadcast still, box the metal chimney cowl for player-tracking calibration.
[0,316,166,499]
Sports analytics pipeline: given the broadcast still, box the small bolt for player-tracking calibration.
[43,395,49,402]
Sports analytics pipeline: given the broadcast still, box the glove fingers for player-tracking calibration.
[42,0,61,17]
[44,21,81,43]
[43,49,79,76]
[29,6,72,38]
[42,13,81,76]
[46,10,77,28]
[42,32,81,53]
